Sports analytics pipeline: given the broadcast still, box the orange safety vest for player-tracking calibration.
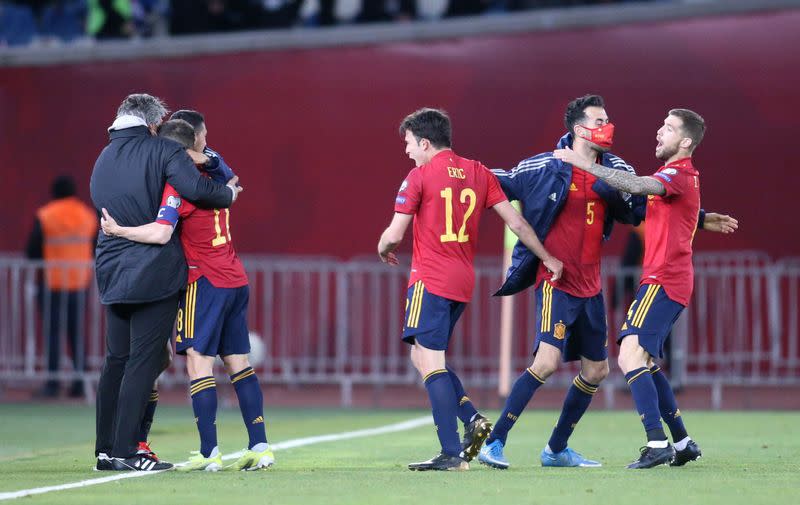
[37,196,98,290]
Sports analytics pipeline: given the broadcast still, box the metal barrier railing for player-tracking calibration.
[1,254,798,406]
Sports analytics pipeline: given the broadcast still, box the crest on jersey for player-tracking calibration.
[663,168,678,175]
[554,322,566,340]
[399,180,408,193]
[166,195,181,208]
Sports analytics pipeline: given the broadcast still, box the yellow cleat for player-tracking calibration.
[231,446,275,471]
[178,451,223,472]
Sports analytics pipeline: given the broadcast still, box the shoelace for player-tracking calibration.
[138,441,158,460]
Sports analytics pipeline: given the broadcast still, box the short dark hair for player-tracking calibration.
[399,108,452,149]
[564,94,605,132]
[669,108,705,151]
[158,119,195,149]
[51,175,76,199]
[170,109,205,130]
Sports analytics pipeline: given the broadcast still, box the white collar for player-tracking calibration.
[108,115,148,132]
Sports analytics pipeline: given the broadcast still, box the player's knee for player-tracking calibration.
[408,348,420,373]
[581,361,609,384]
[221,354,250,376]
[530,356,558,379]
[185,351,214,380]
[530,347,559,379]
[617,336,648,373]
[413,345,445,378]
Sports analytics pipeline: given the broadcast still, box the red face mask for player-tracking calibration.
[577,123,615,149]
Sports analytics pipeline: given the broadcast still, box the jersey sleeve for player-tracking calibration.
[156,184,194,226]
[393,169,422,215]
[651,168,687,198]
[483,165,508,208]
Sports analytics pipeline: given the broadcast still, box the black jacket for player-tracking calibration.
[90,126,233,304]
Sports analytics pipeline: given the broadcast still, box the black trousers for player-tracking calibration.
[95,294,179,458]
[43,289,87,377]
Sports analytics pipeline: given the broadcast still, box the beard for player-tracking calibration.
[656,142,679,161]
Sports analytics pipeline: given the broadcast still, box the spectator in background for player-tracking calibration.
[87,0,134,39]
[26,175,98,399]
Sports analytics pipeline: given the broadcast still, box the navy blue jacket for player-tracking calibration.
[491,133,646,296]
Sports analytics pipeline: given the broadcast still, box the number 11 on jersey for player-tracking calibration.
[212,209,232,247]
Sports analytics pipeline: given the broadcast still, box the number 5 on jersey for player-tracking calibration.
[440,187,476,243]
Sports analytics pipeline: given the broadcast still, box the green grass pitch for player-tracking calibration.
[0,404,797,504]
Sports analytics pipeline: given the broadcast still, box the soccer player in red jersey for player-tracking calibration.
[101,117,274,472]
[480,95,643,470]
[554,109,738,469]
[378,108,563,471]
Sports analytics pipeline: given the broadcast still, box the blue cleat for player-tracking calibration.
[478,439,509,470]
[540,446,601,467]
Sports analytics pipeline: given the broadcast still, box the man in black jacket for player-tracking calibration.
[90,93,242,471]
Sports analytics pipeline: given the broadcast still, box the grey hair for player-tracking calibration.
[116,93,169,126]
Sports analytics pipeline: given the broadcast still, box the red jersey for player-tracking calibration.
[157,182,248,288]
[641,157,700,306]
[394,150,507,302]
[536,168,606,297]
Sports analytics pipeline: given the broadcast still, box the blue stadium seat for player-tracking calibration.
[0,3,38,46]
[39,1,88,43]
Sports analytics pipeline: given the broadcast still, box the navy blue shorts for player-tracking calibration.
[401,281,466,351]
[176,276,250,357]
[534,283,608,362]
[618,284,684,358]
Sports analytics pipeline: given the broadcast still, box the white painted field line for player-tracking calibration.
[0,415,432,501]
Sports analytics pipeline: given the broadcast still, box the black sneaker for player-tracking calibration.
[408,453,469,471]
[94,453,114,471]
[460,414,492,462]
[626,445,675,469]
[671,440,702,466]
[110,454,174,471]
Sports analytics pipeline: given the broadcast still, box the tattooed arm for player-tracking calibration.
[553,147,666,196]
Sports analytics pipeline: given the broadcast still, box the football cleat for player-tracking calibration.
[478,439,509,470]
[137,441,159,461]
[671,440,702,467]
[460,414,493,462]
[408,453,469,471]
[231,446,275,471]
[94,453,114,471]
[626,445,675,469]
[540,446,601,467]
[110,454,174,471]
[178,451,223,472]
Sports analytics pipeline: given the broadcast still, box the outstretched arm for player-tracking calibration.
[492,200,563,282]
[378,213,414,265]
[702,212,738,234]
[100,208,175,245]
[553,147,666,196]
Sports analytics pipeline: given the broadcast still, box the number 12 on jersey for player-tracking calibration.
[440,187,476,243]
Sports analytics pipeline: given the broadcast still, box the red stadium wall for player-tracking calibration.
[1,9,798,258]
